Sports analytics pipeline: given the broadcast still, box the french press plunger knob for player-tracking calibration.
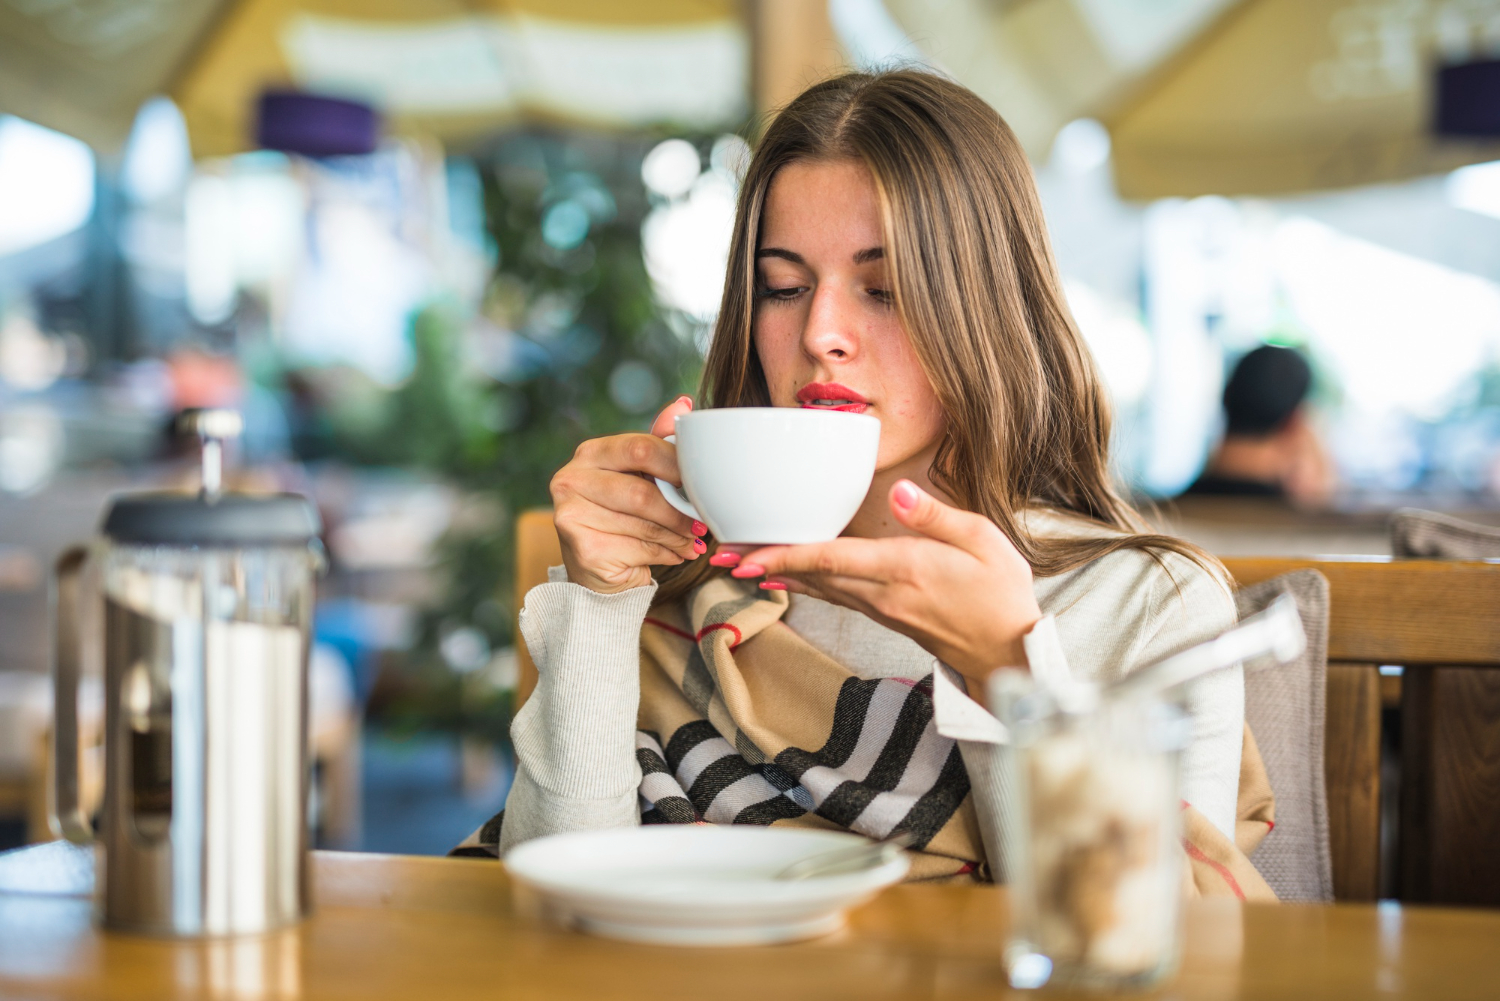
[176,408,244,497]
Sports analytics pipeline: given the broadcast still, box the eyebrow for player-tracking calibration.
[755,247,804,265]
[755,246,885,265]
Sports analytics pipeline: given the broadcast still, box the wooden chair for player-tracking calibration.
[1224,556,1500,906]
[514,510,565,713]
[510,511,1500,904]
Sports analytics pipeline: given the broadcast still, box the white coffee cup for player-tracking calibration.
[654,408,881,544]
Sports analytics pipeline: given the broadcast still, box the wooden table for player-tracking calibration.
[2,850,1499,1000]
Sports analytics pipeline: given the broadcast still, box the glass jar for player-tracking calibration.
[996,687,1192,991]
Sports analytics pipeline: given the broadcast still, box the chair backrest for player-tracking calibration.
[1386,512,1500,904]
[514,509,564,712]
[1235,570,1334,902]
[1390,508,1500,560]
[1223,556,1500,905]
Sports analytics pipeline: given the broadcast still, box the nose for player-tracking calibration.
[800,285,860,363]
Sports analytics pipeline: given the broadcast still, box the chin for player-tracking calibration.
[873,448,918,474]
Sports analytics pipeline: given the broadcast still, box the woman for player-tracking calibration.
[482,71,1243,879]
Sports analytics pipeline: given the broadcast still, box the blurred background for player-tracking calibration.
[2,0,1499,854]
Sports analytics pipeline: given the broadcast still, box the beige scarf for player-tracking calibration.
[460,574,1276,901]
[634,576,1276,898]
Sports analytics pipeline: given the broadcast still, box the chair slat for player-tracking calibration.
[514,509,563,711]
[1400,666,1500,905]
[1224,557,1500,666]
[1324,663,1382,902]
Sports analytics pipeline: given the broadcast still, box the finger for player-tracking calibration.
[733,539,901,582]
[649,395,694,439]
[764,572,885,617]
[566,523,690,573]
[562,466,696,539]
[561,497,700,561]
[588,433,688,485]
[888,480,1000,557]
[627,536,690,568]
[708,542,755,568]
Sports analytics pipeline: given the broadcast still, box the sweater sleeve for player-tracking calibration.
[1125,557,1243,841]
[932,550,1246,878]
[497,567,653,854]
[930,618,1067,883]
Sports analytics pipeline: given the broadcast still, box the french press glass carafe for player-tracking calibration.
[52,410,323,936]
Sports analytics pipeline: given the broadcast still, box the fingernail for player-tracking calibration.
[692,521,708,537]
[759,581,786,590]
[892,480,920,512]
[709,552,741,567]
[730,563,766,578]
[693,538,707,554]
[678,395,693,409]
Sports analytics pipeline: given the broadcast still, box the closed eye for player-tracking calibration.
[757,286,806,302]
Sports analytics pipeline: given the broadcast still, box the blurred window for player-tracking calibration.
[0,117,94,256]
[1039,141,1500,501]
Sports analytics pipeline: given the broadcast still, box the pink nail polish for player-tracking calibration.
[692,521,708,537]
[709,552,741,567]
[730,563,766,579]
[693,538,707,554]
[892,480,920,511]
[759,581,786,590]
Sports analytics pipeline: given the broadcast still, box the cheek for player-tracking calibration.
[752,317,801,404]
[874,335,945,462]
[877,395,944,466]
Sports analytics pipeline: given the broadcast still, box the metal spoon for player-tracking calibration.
[774,831,916,881]
[1009,592,1306,723]
[1106,592,1305,704]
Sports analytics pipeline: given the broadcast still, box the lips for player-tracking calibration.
[795,382,869,413]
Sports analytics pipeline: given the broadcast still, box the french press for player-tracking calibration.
[52,410,324,936]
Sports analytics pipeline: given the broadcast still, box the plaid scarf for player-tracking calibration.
[630,577,984,881]
[456,575,1276,898]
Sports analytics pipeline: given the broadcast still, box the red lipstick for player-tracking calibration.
[796,382,869,413]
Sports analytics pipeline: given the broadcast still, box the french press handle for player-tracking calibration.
[51,546,93,844]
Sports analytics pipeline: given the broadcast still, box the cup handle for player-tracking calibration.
[652,435,702,522]
[52,546,94,845]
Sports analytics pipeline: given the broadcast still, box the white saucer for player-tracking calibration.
[504,826,909,946]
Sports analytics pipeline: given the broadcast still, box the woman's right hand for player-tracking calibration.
[550,395,704,594]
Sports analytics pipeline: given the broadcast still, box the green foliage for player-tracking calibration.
[355,130,707,739]
[381,303,497,472]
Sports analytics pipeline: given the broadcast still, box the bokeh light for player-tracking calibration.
[0,116,94,256]
[641,138,701,199]
[641,136,739,324]
[1051,118,1112,176]
[121,97,192,204]
[541,200,591,250]
[608,359,663,413]
[1064,281,1152,405]
[1447,160,1500,221]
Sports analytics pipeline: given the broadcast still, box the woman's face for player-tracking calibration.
[753,158,945,475]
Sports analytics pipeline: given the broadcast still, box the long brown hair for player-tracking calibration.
[656,70,1216,606]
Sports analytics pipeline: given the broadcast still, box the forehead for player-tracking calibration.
[759,158,884,252]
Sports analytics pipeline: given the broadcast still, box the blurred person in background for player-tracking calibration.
[1183,345,1334,508]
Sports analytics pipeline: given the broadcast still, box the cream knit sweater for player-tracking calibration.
[498,513,1242,870]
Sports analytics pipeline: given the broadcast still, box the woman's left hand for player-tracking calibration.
[726,479,1042,686]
